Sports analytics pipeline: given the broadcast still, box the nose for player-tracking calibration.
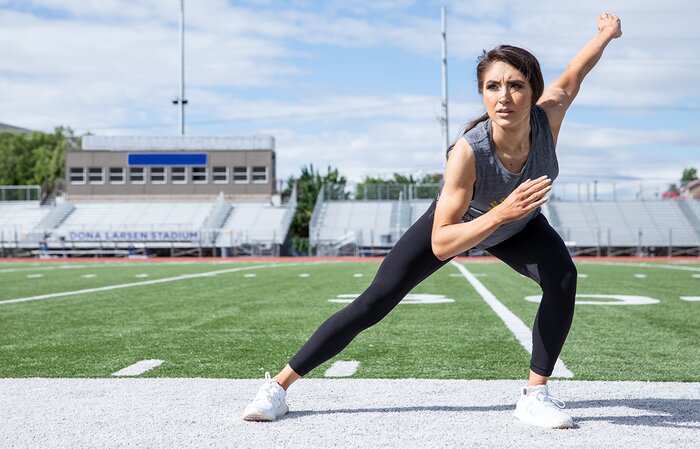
[499,87,512,103]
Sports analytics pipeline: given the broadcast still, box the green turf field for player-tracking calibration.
[1,260,698,381]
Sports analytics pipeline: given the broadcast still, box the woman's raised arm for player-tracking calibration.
[538,12,623,142]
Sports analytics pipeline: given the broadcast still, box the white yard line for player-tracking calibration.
[0,265,87,274]
[324,361,360,377]
[112,360,164,377]
[450,261,574,379]
[0,263,310,305]
[680,296,700,302]
[587,262,700,272]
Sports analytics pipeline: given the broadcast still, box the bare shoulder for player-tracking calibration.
[445,137,476,184]
[536,87,569,145]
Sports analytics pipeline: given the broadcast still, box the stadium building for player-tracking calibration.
[0,135,297,257]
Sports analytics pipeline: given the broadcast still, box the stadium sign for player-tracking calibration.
[65,230,200,242]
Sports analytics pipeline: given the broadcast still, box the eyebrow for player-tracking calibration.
[485,79,526,84]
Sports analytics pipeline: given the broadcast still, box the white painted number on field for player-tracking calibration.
[680,296,700,302]
[112,359,164,377]
[324,361,360,377]
[328,293,455,305]
[524,294,660,306]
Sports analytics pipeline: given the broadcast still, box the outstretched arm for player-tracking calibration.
[538,12,623,144]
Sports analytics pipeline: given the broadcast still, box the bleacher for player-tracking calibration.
[215,202,292,247]
[311,194,700,256]
[312,201,396,248]
[0,202,52,245]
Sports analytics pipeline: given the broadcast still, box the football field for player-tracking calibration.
[1,258,698,447]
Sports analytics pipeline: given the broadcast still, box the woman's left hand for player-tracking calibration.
[598,11,622,39]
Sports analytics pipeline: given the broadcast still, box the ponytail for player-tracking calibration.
[445,111,489,160]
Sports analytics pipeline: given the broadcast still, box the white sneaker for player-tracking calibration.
[513,385,574,429]
[242,372,289,422]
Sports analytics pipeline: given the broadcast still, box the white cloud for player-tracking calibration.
[1,0,698,189]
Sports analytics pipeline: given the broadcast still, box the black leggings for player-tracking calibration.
[289,199,577,377]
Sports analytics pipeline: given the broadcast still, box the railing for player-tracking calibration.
[0,185,41,201]
[320,181,693,202]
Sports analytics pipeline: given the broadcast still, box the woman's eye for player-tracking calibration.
[510,83,523,90]
[487,84,498,90]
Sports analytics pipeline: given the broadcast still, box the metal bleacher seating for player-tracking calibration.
[311,193,700,256]
[215,202,291,247]
[313,201,395,247]
[55,201,213,232]
[0,202,51,244]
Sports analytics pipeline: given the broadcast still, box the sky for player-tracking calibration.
[1,0,699,197]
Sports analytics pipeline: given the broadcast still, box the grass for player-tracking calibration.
[0,259,698,381]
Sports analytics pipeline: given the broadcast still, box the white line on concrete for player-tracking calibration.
[112,360,164,377]
[450,261,574,379]
[0,262,309,306]
[324,361,360,377]
[680,296,700,302]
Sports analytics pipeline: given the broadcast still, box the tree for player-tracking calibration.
[680,167,698,186]
[0,127,77,200]
[281,164,348,254]
[663,167,698,198]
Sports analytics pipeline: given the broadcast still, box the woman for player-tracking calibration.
[243,12,622,428]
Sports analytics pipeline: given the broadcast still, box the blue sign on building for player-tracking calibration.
[127,153,208,166]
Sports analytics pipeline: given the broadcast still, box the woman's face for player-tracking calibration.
[481,61,533,130]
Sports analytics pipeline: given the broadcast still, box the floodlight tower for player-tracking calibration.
[440,6,449,154]
[172,0,188,135]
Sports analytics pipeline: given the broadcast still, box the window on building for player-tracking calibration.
[129,167,145,184]
[109,167,125,184]
[192,167,208,184]
[88,167,104,184]
[69,167,86,184]
[171,167,187,184]
[150,167,166,184]
[252,166,268,184]
[212,166,228,184]
[233,166,249,184]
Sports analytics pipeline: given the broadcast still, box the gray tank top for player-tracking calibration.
[437,104,559,250]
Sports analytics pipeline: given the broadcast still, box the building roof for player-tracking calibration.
[0,122,32,133]
[81,135,275,151]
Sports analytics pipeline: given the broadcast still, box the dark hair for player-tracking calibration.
[446,45,544,159]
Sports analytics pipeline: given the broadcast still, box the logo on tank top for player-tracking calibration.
[488,197,507,211]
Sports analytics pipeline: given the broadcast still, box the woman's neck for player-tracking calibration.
[491,116,532,154]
